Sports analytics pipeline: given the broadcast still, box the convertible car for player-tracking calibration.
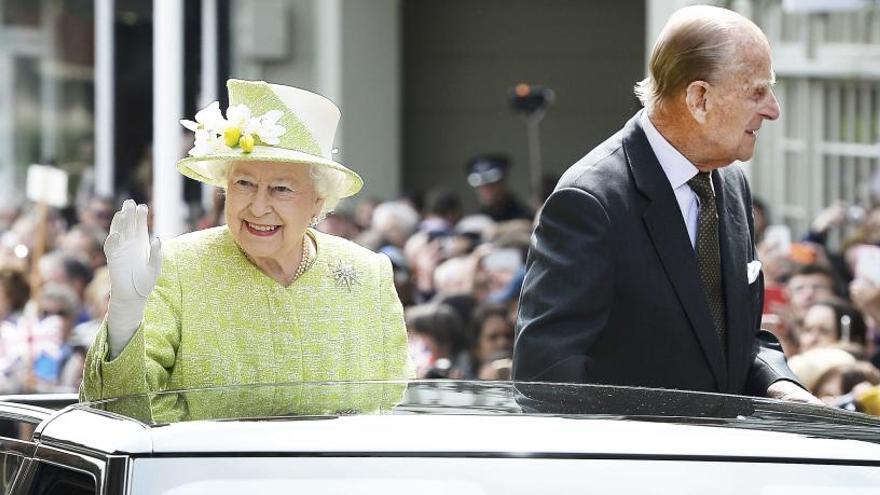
[1,381,879,494]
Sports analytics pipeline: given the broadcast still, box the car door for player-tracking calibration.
[0,402,48,494]
[0,400,109,495]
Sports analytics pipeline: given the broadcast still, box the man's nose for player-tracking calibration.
[762,89,781,120]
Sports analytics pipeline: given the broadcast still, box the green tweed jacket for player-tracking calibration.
[80,226,409,421]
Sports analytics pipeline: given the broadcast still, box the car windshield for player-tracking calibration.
[78,380,880,444]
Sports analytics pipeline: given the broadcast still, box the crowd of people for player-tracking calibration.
[754,198,880,413]
[0,195,113,393]
[1,146,880,415]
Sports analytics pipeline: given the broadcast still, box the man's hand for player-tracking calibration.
[766,380,824,405]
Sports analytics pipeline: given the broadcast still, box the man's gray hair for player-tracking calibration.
[635,6,754,113]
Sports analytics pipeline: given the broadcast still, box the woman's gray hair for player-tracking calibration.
[634,6,752,113]
[309,164,348,219]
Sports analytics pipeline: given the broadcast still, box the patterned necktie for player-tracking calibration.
[687,171,727,359]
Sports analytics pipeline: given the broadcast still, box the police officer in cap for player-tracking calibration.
[466,154,533,222]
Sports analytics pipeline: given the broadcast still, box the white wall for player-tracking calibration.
[337,0,400,202]
[232,0,402,204]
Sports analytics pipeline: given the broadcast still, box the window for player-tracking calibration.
[0,453,24,494]
[28,463,95,495]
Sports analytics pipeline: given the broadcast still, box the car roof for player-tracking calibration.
[30,381,880,461]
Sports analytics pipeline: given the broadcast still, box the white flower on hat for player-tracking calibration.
[179,101,225,132]
[225,104,252,130]
[250,110,285,145]
[180,101,287,156]
[189,129,230,157]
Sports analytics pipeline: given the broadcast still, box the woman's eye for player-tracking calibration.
[273,186,294,194]
[235,179,254,188]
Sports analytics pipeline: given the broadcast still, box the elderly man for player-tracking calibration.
[514,6,816,402]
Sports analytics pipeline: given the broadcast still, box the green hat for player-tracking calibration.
[176,79,363,197]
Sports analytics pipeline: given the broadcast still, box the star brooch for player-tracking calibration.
[331,260,360,291]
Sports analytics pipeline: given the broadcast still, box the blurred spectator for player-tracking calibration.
[432,292,477,335]
[796,299,867,354]
[0,283,78,393]
[465,154,532,222]
[196,188,226,230]
[317,211,361,240]
[455,214,496,244]
[405,230,441,301]
[804,201,849,247]
[788,347,856,392]
[379,245,415,306]
[78,195,115,233]
[72,267,110,349]
[37,283,79,346]
[354,196,381,231]
[752,196,769,243]
[477,350,513,381]
[58,224,107,270]
[0,314,62,394]
[487,265,526,322]
[0,267,30,324]
[359,200,420,250]
[471,304,514,378]
[420,187,462,233]
[433,256,476,295]
[785,264,835,315]
[851,278,880,326]
[812,361,880,406]
[33,283,86,391]
[37,252,93,321]
[406,302,469,379]
[479,246,524,301]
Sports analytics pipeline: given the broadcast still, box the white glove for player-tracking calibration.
[105,200,163,358]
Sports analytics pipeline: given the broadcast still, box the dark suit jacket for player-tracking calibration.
[513,112,799,396]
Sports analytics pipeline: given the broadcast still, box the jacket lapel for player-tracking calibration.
[714,169,750,392]
[622,113,728,391]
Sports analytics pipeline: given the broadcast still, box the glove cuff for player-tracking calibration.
[106,296,147,358]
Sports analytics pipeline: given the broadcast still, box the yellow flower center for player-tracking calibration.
[239,134,255,153]
[224,127,242,148]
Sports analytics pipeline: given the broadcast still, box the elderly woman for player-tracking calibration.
[80,80,409,418]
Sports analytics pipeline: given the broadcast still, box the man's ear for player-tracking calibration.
[685,81,711,124]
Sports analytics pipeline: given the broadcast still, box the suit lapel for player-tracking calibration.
[714,169,750,392]
[623,114,728,391]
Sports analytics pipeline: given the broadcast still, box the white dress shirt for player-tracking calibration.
[640,112,709,249]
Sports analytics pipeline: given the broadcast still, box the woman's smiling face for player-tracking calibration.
[225,161,323,264]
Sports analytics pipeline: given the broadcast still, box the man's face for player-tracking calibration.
[476,181,505,208]
[698,36,780,167]
[786,273,833,312]
[798,304,837,352]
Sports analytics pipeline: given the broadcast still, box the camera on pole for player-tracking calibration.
[508,83,554,199]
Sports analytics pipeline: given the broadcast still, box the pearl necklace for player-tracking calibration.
[241,233,315,286]
[291,234,315,283]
